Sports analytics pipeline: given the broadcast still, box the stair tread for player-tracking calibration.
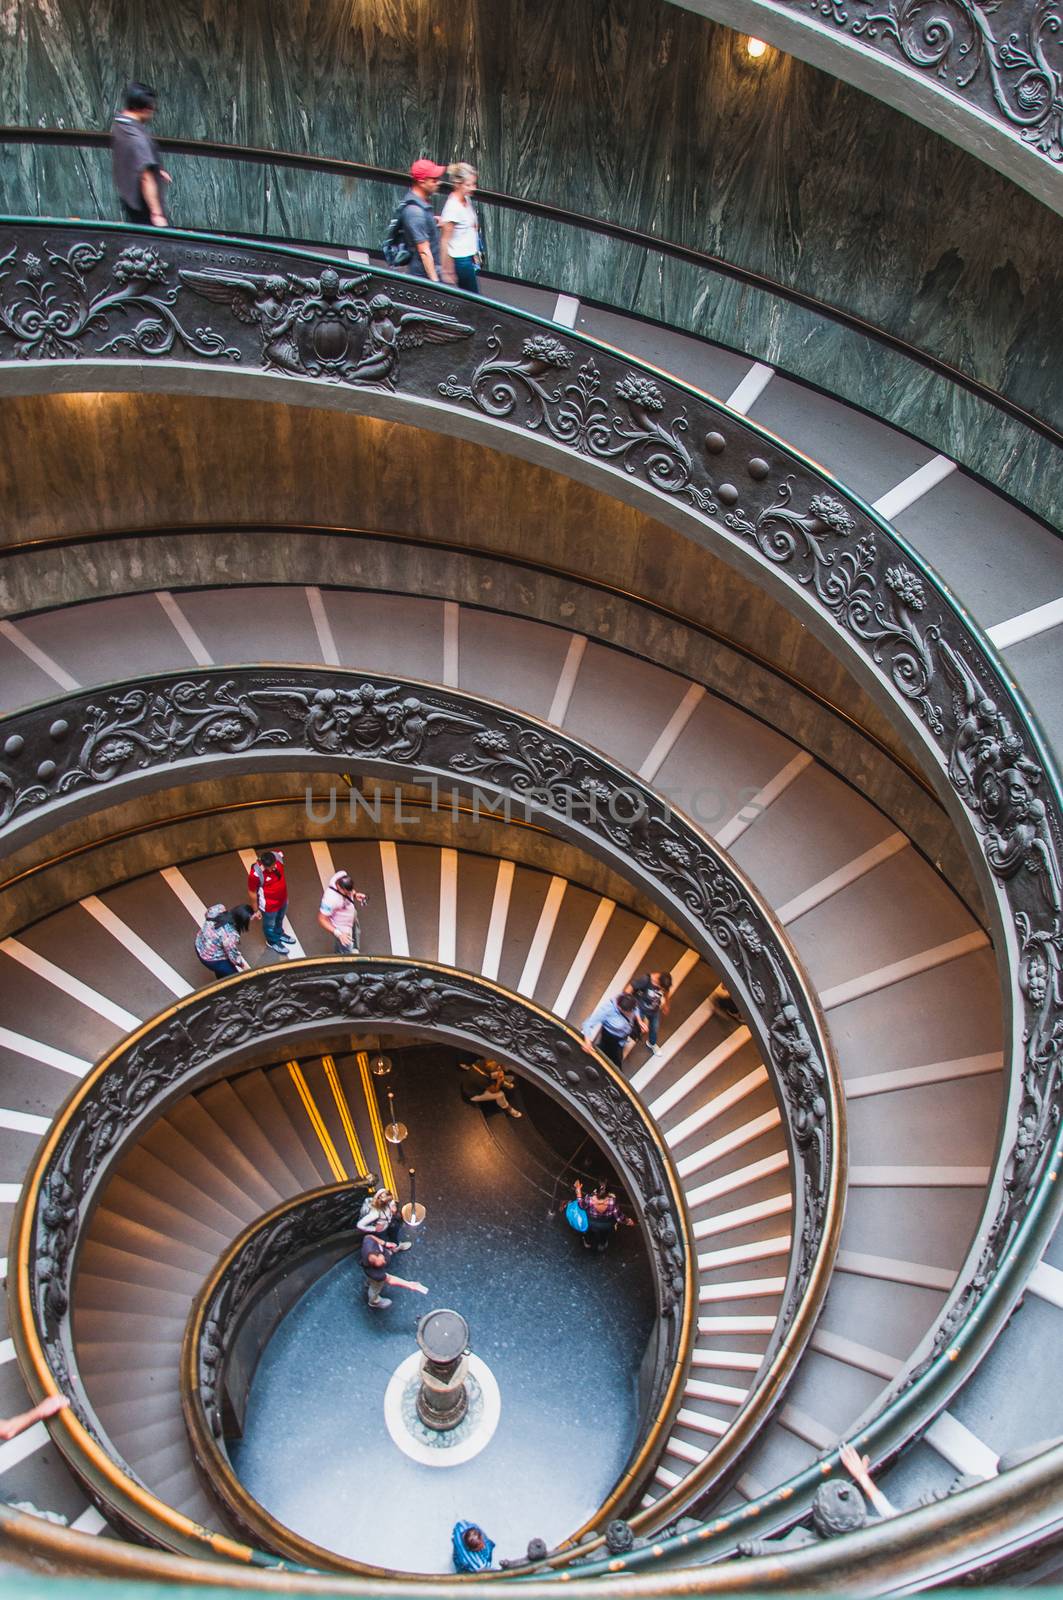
[111,1146,252,1243]
[140,1120,265,1227]
[92,1173,235,1256]
[166,1096,286,1215]
[230,1069,324,1191]
[264,1063,339,1187]
[196,1078,305,1197]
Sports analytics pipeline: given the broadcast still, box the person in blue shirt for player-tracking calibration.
[581,991,641,1068]
[453,1521,495,1572]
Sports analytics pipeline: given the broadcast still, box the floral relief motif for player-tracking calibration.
[725,477,944,734]
[33,961,693,1448]
[885,563,928,609]
[0,240,240,361]
[440,339,718,512]
[801,0,1062,161]
[1,221,1058,1492]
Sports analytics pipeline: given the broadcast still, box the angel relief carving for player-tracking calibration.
[178,263,473,385]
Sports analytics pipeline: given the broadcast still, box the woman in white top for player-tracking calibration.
[439,162,481,294]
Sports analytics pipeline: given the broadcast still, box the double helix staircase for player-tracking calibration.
[0,581,1007,1548]
[0,198,1058,1583]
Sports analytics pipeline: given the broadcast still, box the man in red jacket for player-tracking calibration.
[247,849,295,954]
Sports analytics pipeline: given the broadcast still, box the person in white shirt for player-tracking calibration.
[317,869,367,954]
[440,163,481,294]
[357,1186,412,1250]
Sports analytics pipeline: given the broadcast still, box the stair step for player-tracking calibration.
[93,1174,232,1256]
[91,1389,184,1437]
[75,1241,206,1297]
[166,1096,285,1215]
[114,1146,251,1243]
[74,1341,181,1376]
[124,1434,194,1489]
[230,1069,323,1191]
[196,1079,305,1197]
[140,1121,264,1228]
[265,1063,341,1187]
[73,1272,194,1320]
[74,1309,187,1344]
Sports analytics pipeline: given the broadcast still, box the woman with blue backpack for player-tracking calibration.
[567,1178,636,1254]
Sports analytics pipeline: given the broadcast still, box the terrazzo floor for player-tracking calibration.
[231,1048,656,1574]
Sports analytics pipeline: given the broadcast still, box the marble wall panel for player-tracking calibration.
[0,0,1060,525]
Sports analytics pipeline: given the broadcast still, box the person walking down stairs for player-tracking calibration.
[318,870,368,954]
[247,848,296,955]
[194,903,258,978]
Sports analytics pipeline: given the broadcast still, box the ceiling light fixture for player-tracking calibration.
[746,36,767,57]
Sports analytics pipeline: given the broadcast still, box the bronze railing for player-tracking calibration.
[5,667,843,1556]
[180,1165,684,1573]
[13,959,702,1566]
[0,218,1060,1574]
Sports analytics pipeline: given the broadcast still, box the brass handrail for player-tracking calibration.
[2,663,843,1558]
[12,959,703,1574]
[0,216,1057,1578]
[0,520,942,809]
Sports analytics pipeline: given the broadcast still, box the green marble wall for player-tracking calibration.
[0,0,1060,526]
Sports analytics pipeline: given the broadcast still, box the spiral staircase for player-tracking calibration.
[0,115,1059,1589]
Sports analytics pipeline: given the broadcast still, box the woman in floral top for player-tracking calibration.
[195,902,257,978]
[573,1179,636,1254]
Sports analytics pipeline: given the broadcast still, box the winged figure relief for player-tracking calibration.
[178,265,473,386]
[358,292,474,387]
[177,267,309,372]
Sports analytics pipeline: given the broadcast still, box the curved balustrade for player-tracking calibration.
[185,1181,372,1453]
[181,1161,680,1573]
[665,0,1063,213]
[4,669,843,1555]
[11,959,699,1563]
[1,127,1060,525]
[0,218,1061,1574]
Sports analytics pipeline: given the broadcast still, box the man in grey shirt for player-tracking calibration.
[110,82,170,227]
[399,159,445,280]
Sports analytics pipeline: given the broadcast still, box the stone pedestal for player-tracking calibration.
[416,1309,470,1432]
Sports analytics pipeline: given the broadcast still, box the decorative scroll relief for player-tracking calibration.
[33,962,689,1449]
[0,666,834,1335]
[437,331,1063,1361]
[0,221,1055,1391]
[0,240,473,381]
[195,1186,363,1442]
[797,0,1063,162]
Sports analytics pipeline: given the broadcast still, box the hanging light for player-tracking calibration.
[746,36,767,57]
[384,1088,408,1145]
[369,1053,392,1078]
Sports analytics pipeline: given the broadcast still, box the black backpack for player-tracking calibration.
[382,199,415,267]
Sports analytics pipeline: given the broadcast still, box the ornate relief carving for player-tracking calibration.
[3,668,832,1326]
[0,237,473,389]
[33,961,693,1460]
[0,241,240,361]
[179,266,473,386]
[440,342,717,512]
[2,222,1059,1525]
[437,320,1063,1381]
[802,0,1062,161]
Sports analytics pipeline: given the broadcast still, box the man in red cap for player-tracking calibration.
[400,158,446,281]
